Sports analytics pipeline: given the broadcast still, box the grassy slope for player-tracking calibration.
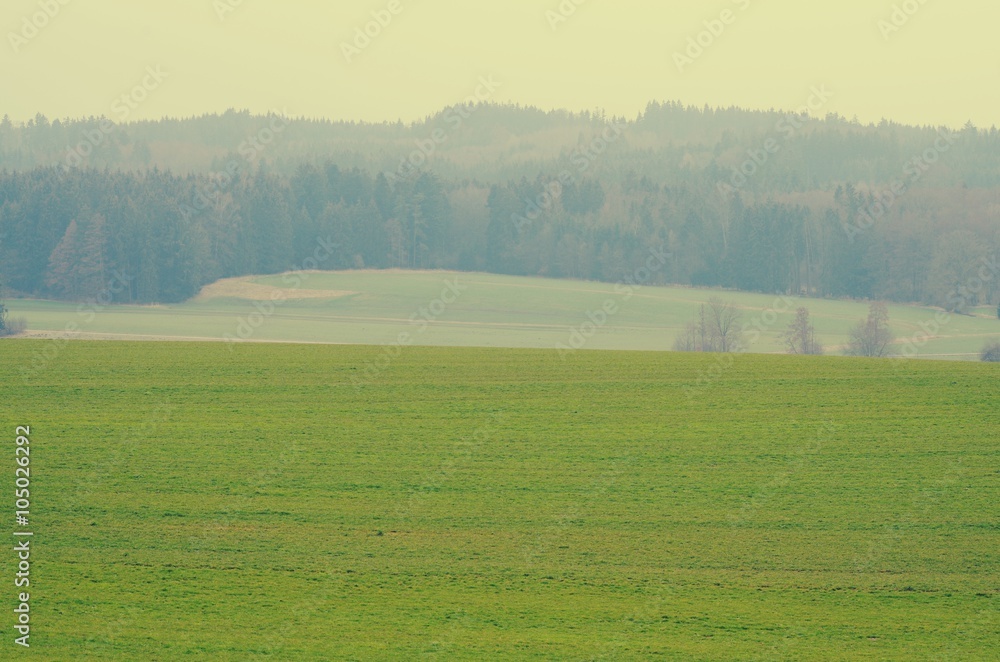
[3,340,997,659]
[7,270,1000,359]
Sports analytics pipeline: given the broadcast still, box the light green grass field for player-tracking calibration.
[1,341,997,659]
[7,270,1000,359]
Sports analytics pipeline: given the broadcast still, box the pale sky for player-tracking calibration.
[2,0,997,128]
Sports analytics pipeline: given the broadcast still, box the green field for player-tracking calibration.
[7,270,1000,359]
[2,340,997,659]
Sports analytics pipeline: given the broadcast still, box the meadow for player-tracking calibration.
[2,340,997,659]
[7,270,1000,359]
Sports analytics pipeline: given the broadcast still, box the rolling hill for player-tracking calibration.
[7,270,999,360]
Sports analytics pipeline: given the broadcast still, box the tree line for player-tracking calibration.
[673,299,908,359]
[0,104,998,308]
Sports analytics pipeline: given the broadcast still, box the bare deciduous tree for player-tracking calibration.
[782,307,823,355]
[846,301,894,357]
[673,320,702,352]
[673,298,743,353]
[705,297,743,353]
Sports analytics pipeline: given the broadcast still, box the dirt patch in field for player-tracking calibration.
[194,276,356,302]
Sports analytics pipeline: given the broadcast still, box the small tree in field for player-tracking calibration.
[982,340,1000,362]
[0,287,27,337]
[673,298,743,353]
[673,320,704,352]
[705,297,743,353]
[782,307,823,355]
[846,301,894,358]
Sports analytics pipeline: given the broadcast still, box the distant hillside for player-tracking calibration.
[3,103,999,188]
[1,103,998,310]
[8,270,1000,360]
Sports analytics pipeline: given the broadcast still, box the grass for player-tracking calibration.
[2,340,997,659]
[6,270,1000,359]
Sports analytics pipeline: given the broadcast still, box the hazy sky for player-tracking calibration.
[3,0,997,128]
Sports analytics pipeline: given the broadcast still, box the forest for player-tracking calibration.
[1,102,998,308]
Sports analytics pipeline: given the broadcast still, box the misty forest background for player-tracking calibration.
[1,103,998,309]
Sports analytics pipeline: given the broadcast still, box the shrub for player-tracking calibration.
[0,303,27,336]
[982,341,1000,363]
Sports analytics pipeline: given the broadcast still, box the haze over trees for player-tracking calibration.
[0,104,998,307]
